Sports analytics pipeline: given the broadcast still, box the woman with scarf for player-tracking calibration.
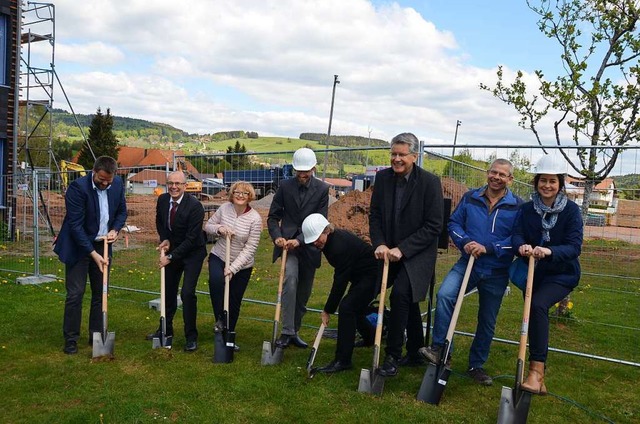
[511,155,583,395]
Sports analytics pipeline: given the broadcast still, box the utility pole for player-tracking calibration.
[449,120,462,178]
[322,75,340,181]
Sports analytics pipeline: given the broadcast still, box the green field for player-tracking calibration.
[0,234,638,423]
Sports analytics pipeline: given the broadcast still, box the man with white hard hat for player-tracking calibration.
[267,148,329,349]
[301,214,378,373]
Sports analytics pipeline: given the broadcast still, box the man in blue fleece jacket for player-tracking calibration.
[420,159,522,386]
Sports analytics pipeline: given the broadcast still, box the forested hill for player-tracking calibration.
[299,132,389,147]
[50,109,389,147]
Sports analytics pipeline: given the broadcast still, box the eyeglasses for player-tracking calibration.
[167,181,185,186]
[487,170,511,179]
[233,191,250,197]
[390,152,413,159]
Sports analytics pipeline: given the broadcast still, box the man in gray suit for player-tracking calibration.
[267,148,329,348]
[369,132,443,377]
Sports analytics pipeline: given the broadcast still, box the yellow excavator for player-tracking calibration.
[60,160,87,190]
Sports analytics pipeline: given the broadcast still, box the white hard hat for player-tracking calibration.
[302,213,330,244]
[292,148,317,171]
[533,155,566,175]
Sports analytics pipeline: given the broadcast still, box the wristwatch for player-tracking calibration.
[166,254,173,260]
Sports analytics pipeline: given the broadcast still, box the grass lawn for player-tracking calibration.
[0,233,638,423]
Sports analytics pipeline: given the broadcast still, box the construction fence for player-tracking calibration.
[1,145,638,367]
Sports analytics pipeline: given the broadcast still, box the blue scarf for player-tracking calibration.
[532,191,568,243]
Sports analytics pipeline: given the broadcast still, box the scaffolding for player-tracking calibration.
[19,1,55,173]
[14,1,55,244]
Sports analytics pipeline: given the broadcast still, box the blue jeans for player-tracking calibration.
[431,258,508,369]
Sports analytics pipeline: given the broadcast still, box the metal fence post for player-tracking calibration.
[32,168,40,276]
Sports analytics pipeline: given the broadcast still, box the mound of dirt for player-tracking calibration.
[328,189,373,243]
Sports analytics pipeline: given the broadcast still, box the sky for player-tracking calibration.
[20,0,639,173]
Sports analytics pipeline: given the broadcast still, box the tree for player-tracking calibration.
[443,149,487,188]
[481,0,640,218]
[77,107,120,169]
[225,141,249,169]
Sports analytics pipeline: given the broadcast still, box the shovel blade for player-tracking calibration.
[357,368,372,393]
[497,386,532,424]
[152,334,172,350]
[261,340,284,365]
[416,362,451,405]
[92,331,115,358]
[357,368,385,395]
[371,371,385,395]
[213,330,235,363]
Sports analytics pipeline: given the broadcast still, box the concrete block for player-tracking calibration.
[149,296,182,311]
[16,274,58,285]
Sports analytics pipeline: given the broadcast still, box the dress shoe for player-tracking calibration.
[376,355,399,377]
[63,340,78,355]
[317,360,353,374]
[290,334,308,349]
[275,334,291,348]
[184,340,198,352]
[354,339,374,348]
[398,352,426,367]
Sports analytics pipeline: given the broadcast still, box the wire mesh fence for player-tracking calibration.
[1,145,638,366]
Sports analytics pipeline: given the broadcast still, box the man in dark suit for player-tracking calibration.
[54,156,127,355]
[267,148,329,349]
[369,132,443,377]
[148,171,206,352]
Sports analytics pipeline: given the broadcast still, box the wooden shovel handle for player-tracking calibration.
[517,256,536,372]
[443,255,475,359]
[224,234,231,327]
[273,248,288,323]
[159,248,166,318]
[372,256,389,369]
[102,238,109,312]
[312,322,325,351]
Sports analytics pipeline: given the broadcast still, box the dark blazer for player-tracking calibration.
[322,229,377,314]
[54,172,127,266]
[267,176,329,267]
[511,199,583,289]
[156,192,206,261]
[369,166,443,302]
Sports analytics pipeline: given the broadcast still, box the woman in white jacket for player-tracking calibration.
[205,181,262,350]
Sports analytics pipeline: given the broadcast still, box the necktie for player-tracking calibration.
[170,201,178,229]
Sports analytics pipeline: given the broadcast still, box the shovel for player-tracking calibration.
[417,255,475,404]
[152,249,172,349]
[358,256,389,395]
[306,322,326,379]
[261,248,287,365]
[214,234,235,363]
[92,238,115,358]
[497,255,535,424]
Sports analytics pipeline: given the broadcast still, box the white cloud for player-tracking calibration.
[56,42,125,66]
[38,0,540,147]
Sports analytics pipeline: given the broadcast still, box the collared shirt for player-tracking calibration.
[168,194,185,230]
[392,169,412,245]
[92,179,111,240]
[479,186,507,213]
[298,178,311,203]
